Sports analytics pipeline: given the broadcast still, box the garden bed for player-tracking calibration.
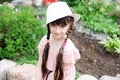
[69,30,120,78]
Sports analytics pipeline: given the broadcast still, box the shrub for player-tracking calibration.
[72,0,120,36]
[0,0,12,4]
[0,5,46,60]
[61,0,80,7]
[100,35,120,56]
[72,0,120,56]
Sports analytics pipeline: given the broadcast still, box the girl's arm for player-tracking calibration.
[32,36,47,80]
[32,54,42,80]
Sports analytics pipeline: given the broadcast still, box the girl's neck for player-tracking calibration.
[50,34,67,50]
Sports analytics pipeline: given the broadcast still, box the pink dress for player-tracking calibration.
[32,35,81,80]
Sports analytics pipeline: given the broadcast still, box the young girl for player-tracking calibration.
[32,1,81,80]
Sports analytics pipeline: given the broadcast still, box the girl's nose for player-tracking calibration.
[55,27,61,33]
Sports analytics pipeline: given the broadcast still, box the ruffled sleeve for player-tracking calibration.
[63,39,81,80]
[38,35,47,55]
[63,39,81,64]
[73,46,81,63]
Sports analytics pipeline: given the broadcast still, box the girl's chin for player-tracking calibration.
[53,35,62,39]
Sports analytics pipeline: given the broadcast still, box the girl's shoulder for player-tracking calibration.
[39,35,48,43]
[66,38,75,47]
[64,38,77,52]
[63,38,81,64]
[38,35,47,48]
[65,38,79,54]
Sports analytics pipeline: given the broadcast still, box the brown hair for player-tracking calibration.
[41,16,74,80]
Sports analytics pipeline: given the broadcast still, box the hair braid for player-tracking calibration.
[54,37,68,80]
[47,25,50,40]
[42,25,50,78]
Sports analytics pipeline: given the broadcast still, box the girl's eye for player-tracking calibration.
[60,26,65,29]
[61,24,66,28]
[61,26,65,28]
[51,25,56,28]
[61,24,66,27]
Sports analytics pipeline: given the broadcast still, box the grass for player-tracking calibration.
[15,53,38,65]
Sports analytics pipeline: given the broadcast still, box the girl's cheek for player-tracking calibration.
[63,27,69,33]
[50,28,56,33]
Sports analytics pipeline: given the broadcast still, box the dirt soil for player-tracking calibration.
[69,30,120,79]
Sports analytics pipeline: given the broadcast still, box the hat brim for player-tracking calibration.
[70,13,80,23]
[43,13,80,27]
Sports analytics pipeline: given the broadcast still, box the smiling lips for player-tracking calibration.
[53,34,61,39]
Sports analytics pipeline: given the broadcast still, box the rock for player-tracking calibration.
[33,0,43,7]
[116,74,120,79]
[0,59,17,73]
[89,32,108,42]
[100,75,120,80]
[77,74,98,80]
[7,64,36,80]
[103,0,111,6]
[115,0,120,3]
[11,0,33,6]
[76,22,108,42]
[109,5,120,18]
[0,59,17,80]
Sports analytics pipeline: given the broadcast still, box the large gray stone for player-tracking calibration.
[11,0,33,6]
[0,59,17,72]
[116,74,120,79]
[0,59,17,80]
[77,74,98,80]
[7,64,36,80]
[33,0,43,7]
[76,22,107,42]
[100,75,120,80]
[115,0,120,3]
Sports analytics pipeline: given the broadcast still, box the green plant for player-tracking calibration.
[16,53,38,65]
[100,35,120,56]
[0,5,46,60]
[35,7,46,26]
[75,72,81,80]
[61,0,80,7]
[72,0,120,36]
[0,0,12,4]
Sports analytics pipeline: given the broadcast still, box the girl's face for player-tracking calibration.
[49,24,69,40]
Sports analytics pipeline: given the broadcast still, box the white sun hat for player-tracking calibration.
[45,1,80,26]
